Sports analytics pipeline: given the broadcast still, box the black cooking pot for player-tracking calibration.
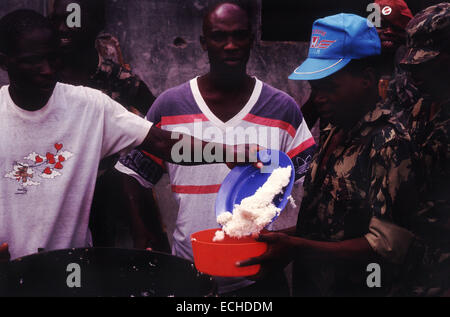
[0,248,216,297]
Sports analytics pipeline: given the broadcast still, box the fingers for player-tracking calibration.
[236,255,266,268]
[0,243,8,252]
[254,161,263,169]
[255,232,281,243]
[0,243,10,262]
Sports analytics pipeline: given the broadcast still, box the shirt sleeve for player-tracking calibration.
[284,104,317,183]
[364,136,417,264]
[114,95,166,188]
[100,93,153,159]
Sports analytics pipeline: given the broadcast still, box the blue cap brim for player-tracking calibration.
[289,57,352,81]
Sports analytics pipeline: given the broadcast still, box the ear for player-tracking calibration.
[199,35,207,52]
[0,52,8,72]
[362,67,377,89]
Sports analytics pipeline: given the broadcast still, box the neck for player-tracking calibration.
[61,44,98,74]
[206,68,251,91]
[8,83,55,111]
[339,90,379,131]
[380,52,396,76]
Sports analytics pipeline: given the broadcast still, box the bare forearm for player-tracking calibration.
[139,125,255,166]
[291,236,377,263]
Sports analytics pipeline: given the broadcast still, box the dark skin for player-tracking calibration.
[0,26,259,259]
[376,18,407,75]
[119,3,263,250]
[198,3,255,123]
[50,0,102,85]
[0,28,59,111]
[238,66,381,277]
[51,0,154,249]
[302,16,407,128]
[0,243,10,263]
[49,0,155,114]
[402,52,450,105]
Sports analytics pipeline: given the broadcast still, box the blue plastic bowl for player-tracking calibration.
[215,150,295,226]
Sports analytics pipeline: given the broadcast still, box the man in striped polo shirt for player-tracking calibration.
[116,1,316,296]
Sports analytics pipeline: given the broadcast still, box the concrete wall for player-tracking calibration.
[101,0,309,248]
[0,0,310,104]
[104,0,309,104]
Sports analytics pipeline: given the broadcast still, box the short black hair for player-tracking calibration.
[343,55,383,81]
[0,9,55,56]
[203,0,255,34]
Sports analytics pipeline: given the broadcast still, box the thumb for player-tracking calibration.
[256,233,281,244]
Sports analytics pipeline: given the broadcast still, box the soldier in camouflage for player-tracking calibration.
[396,3,450,296]
[239,14,418,296]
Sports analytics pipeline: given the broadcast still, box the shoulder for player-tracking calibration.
[156,80,192,101]
[252,80,304,130]
[370,116,412,159]
[55,83,116,112]
[260,81,300,109]
[148,80,195,116]
[56,82,107,100]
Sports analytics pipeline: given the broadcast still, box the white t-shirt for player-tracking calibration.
[0,83,152,260]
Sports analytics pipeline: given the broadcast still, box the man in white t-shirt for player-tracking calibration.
[0,9,252,262]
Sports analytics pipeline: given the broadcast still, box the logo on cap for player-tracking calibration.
[382,6,392,16]
[310,36,336,49]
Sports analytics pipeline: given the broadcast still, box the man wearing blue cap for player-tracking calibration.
[239,13,417,296]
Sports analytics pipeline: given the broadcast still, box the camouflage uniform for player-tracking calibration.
[90,33,155,118]
[396,3,450,296]
[383,66,421,123]
[293,102,417,296]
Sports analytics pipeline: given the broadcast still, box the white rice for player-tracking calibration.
[214,165,292,241]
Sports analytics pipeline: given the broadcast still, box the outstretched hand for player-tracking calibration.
[225,144,264,170]
[236,232,296,280]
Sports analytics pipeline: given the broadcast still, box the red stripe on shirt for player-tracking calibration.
[243,113,297,138]
[142,151,165,169]
[161,114,208,126]
[287,137,316,158]
[171,184,221,194]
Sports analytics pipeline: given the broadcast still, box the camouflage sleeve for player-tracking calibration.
[365,136,417,263]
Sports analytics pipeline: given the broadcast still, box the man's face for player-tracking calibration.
[201,5,253,72]
[6,28,59,96]
[377,19,406,55]
[403,52,450,98]
[50,0,99,53]
[309,69,368,127]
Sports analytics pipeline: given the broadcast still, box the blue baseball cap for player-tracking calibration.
[289,13,381,81]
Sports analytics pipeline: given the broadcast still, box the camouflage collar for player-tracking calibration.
[348,102,394,137]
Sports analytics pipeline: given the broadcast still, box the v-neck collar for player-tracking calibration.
[189,76,263,130]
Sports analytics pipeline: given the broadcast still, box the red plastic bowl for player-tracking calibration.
[191,229,267,277]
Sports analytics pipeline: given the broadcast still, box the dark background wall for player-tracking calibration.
[0,0,443,287]
[0,0,309,105]
[0,0,443,104]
